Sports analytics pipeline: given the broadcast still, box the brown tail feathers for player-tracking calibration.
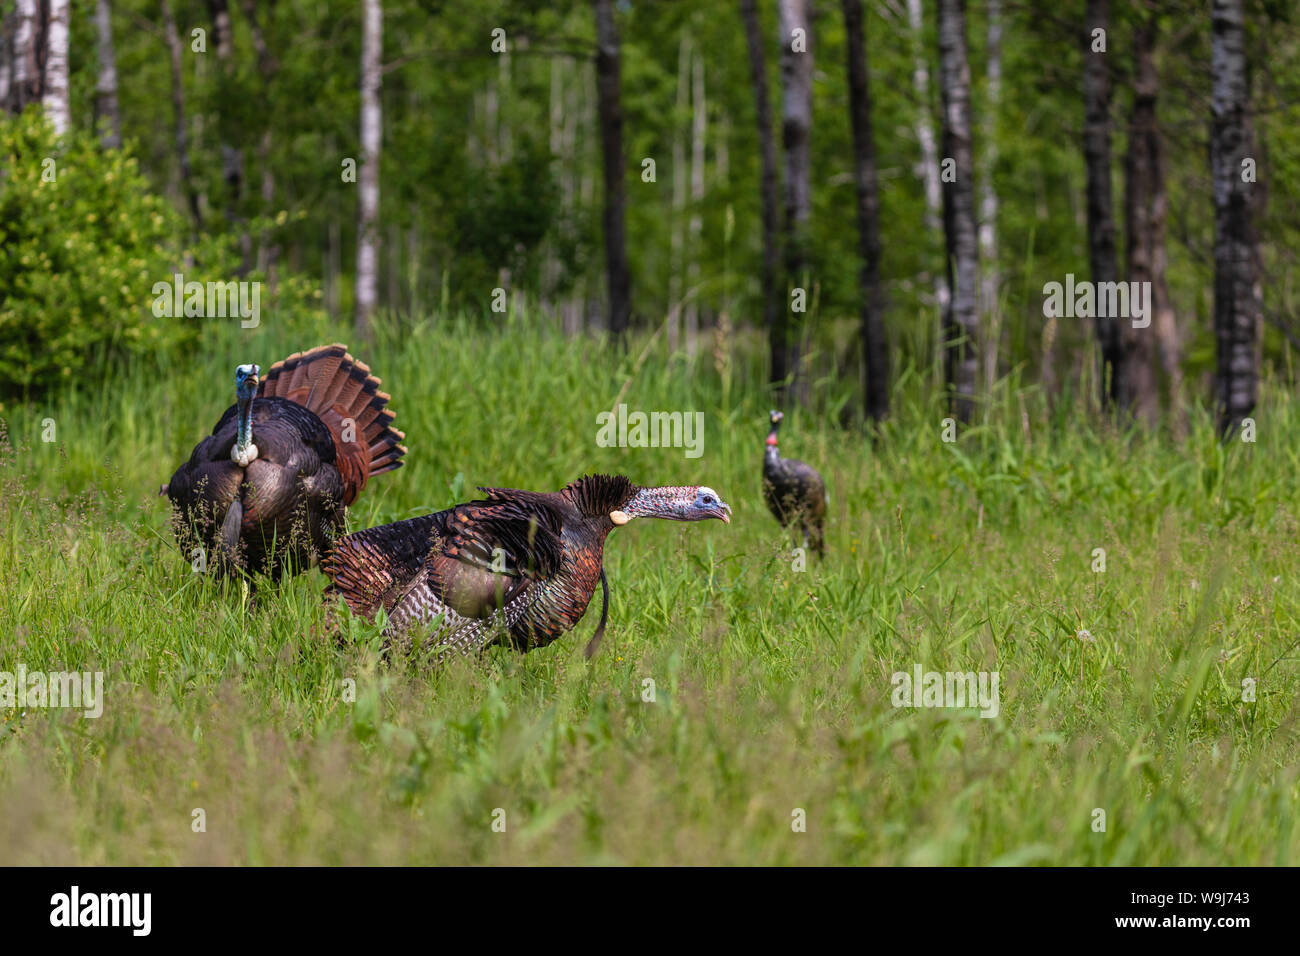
[259,343,407,504]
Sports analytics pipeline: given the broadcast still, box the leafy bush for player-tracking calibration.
[0,112,215,400]
[448,135,564,298]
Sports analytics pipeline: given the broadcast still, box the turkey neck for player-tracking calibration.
[619,485,696,519]
[764,431,781,467]
[235,390,255,456]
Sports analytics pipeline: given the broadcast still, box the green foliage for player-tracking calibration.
[449,135,562,294]
[1,311,1297,864]
[26,0,1300,407]
[0,112,200,402]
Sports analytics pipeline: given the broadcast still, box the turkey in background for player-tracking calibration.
[762,410,826,558]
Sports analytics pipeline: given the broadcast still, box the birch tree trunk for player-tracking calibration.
[1210,0,1261,436]
[355,0,383,338]
[739,0,782,399]
[94,0,122,148]
[0,16,9,111]
[1083,0,1122,409]
[906,0,948,315]
[593,0,630,339]
[937,0,978,423]
[979,0,1001,393]
[1122,15,1167,426]
[778,0,813,406]
[41,0,70,136]
[842,0,888,422]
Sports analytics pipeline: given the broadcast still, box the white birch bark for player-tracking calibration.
[979,0,1001,391]
[906,0,948,313]
[94,0,122,148]
[355,0,383,335]
[42,0,70,136]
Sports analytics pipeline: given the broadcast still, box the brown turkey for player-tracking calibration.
[762,410,826,557]
[163,344,406,576]
[323,474,730,663]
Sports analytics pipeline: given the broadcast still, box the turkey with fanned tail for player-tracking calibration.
[163,344,407,577]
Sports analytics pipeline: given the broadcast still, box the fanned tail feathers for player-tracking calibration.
[259,343,407,503]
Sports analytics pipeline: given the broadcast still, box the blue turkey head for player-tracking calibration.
[235,363,260,400]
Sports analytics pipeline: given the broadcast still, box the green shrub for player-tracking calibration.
[0,112,215,401]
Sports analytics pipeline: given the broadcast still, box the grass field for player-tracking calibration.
[1,312,1298,865]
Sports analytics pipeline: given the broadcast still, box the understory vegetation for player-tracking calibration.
[0,313,1296,865]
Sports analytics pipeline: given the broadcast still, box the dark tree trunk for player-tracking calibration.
[593,0,630,339]
[93,0,122,148]
[8,0,39,114]
[740,0,783,399]
[1138,17,1181,430]
[1123,15,1172,426]
[207,0,250,272]
[240,0,279,276]
[668,36,688,350]
[778,0,813,405]
[1211,0,1260,437]
[686,48,706,354]
[161,0,201,227]
[842,0,888,422]
[937,0,978,423]
[1082,0,1123,410]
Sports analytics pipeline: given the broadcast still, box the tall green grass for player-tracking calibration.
[0,311,1297,864]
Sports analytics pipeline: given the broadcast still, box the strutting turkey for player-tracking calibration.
[163,344,407,576]
[323,474,731,662]
[762,410,826,557]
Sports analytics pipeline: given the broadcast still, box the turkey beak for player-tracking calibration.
[719,503,731,523]
[610,510,630,526]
